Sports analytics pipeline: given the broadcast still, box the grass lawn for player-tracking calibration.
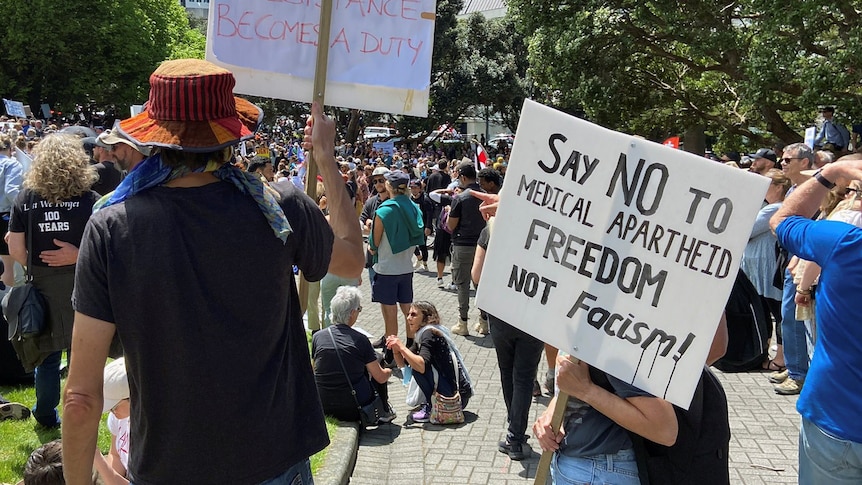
[1,333,334,484]
[1,379,337,483]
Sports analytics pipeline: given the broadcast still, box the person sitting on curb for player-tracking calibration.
[312,286,396,424]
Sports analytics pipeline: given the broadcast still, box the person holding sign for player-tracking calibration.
[533,355,678,484]
[62,60,364,485]
[770,153,862,484]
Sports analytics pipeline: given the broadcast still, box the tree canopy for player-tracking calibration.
[0,0,204,118]
[507,0,862,148]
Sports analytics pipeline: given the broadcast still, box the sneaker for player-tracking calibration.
[421,262,428,271]
[451,319,470,336]
[532,380,542,397]
[413,259,422,270]
[378,405,397,423]
[774,377,804,395]
[0,402,30,421]
[498,439,527,461]
[544,369,555,393]
[768,368,789,384]
[473,316,489,335]
[445,283,458,291]
[411,404,431,423]
[371,335,387,349]
[437,278,444,288]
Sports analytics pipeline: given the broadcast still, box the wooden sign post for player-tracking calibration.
[298,0,333,313]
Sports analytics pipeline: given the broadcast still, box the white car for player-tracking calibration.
[363,126,397,140]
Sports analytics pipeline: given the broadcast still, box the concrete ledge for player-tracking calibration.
[314,420,359,485]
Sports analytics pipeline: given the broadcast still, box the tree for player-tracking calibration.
[458,13,530,133]
[0,0,203,117]
[507,0,862,149]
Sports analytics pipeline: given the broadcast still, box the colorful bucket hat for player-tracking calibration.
[117,59,263,153]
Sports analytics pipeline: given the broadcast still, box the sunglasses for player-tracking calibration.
[845,187,860,196]
[372,178,386,184]
[781,157,802,163]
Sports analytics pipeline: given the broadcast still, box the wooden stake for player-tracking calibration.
[533,391,570,485]
[299,0,334,315]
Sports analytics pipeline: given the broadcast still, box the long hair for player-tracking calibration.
[25,133,97,204]
[411,301,441,326]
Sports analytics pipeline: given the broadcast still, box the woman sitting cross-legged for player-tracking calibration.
[386,301,473,423]
[312,286,396,423]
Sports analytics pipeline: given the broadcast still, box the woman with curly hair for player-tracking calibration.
[8,133,99,428]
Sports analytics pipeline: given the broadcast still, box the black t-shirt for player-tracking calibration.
[72,180,333,485]
[312,324,378,415]
[449,183,486,246]
[9,189,98,266]
[425,171,451,193]
[91,161,122,196]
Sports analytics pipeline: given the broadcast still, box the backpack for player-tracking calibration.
[713,269,769,372]
[631,368,731,485]
[590,367,730,485]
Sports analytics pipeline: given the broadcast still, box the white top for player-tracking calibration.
[107,413,131,471]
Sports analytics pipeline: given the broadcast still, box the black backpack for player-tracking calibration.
[630,368,730,485]
[713,269,769,373]
[589,367,730,484]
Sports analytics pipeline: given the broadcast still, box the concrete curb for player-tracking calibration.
[314,420,359,485]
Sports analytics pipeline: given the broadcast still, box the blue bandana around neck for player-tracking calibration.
[93,153,292,243]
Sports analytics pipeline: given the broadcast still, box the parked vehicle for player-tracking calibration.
[363,126,397,140]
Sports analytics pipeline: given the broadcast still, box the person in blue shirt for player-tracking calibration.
[814,106,850,152]
[770,153,862,484]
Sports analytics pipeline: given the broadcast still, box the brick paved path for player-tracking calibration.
[346,265,801,484]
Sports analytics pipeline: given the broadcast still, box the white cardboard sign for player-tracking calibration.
[205,0,436,117]
[475,100,770,408]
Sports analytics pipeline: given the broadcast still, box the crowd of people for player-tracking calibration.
[0,58,860,485]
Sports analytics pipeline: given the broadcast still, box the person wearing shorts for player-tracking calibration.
[369,171,424,350]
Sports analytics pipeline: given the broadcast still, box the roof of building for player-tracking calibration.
[459,0,507,16]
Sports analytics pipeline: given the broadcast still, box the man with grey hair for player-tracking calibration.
[771,142,815,395]
[311,286,395,422]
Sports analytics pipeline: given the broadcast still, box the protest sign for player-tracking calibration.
[475,100,769,408]
[3,99,26,118]
[205,0,436,117]
[373,141,395,156]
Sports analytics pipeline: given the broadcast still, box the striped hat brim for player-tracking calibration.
[117,97,263,153]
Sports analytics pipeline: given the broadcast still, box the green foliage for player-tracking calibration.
[396,3,530,137]
[508,0,862,148]
[0,0,203,115]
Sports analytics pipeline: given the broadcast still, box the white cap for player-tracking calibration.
[102,358,130,413]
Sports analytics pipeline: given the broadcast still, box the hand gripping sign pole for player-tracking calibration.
[534,367,574,485]
[298,0,334,315]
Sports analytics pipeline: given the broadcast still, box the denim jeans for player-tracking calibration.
[781,269,809,381]
[551,448,640,485]
[320,273,359,327]
[451,245,476,321]
[799,417,862,484]
[488,315,543,443]
[33,350,62,426]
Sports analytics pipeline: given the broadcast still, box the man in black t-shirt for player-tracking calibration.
[62,60,364,485]
[447,161,487,336]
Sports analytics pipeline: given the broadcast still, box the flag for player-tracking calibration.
[475,143,488,170]
[663,136,680,149]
